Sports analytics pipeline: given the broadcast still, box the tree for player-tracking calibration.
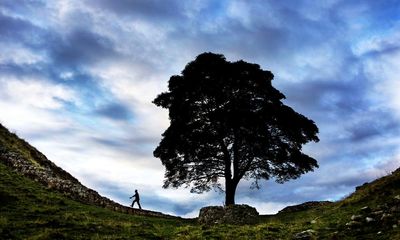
[153,52,319,205]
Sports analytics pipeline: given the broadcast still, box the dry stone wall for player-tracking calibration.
[198,204,259,225]
[0,146,178,219]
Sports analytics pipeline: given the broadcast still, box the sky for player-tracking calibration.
[1,0,400,217]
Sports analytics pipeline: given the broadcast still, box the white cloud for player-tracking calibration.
[2,0,400,217]
[352,26,400,56]
[369,53,400,117]
[0,101,73,133]
[0,76,80,134]
[0,44,46,65]
[89,62,170,139]
[0,77,78,109]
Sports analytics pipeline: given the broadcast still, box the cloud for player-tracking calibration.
[95,102,133,120]
[50,29,118,69]
[86,0,186,21]
[1,0,400,217]
[0,77,77,109]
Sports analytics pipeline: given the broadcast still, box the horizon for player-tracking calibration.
[1,0,400,217]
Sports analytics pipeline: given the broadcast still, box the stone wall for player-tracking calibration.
[0,147,178,219]
[198,204,259,225]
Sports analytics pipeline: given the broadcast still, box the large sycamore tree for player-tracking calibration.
[153,53,319,205]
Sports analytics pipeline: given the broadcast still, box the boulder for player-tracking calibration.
[360,206,371,213]
[293,229,316,240]
[365,217,375,223]
[198,206,225,224]
[351,214,363,221]
[346,221,362,228]
[198,204,259,225]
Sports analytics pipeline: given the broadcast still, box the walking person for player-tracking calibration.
[130,189,142,209]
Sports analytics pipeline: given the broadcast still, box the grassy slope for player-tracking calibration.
[0,161,190,239]
[0,124,399,239]
[2,160,399,240]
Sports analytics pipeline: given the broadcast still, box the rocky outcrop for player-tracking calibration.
[198,204,259,225]
[0,145,178,219]
[344,197,400,232]
[278,201,332,214]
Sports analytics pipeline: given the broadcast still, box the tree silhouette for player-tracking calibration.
[153,53,319,205]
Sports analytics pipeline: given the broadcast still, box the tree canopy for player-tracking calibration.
[153,52,319,205]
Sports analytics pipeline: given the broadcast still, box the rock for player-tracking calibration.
[198,206,225,224]
[365,217,375,223]
[394,195,400,201]
[377,204,389,210]
[198,204,259,225]
[293,229,316,240]
[389,205,400,213]
[346,221,362,228]
[393,224,398,229]
[360,206,371,213]
[377,231,382,235]
[310,220,317,224]
[371,210,384,216]
[223,204,259,224]
[380,213,393,221]
[351,214,363,221]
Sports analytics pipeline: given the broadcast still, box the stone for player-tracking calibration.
[371,210,384,216]
[198,206,224,224]
[310,220,317,224]
[380,213,393,221]
[360,206,371,213]
[394,195,400,201]
[351,214,363,221]
[198,204,259,225]
[346,221,362,228]
[365,217,375,223]
[293,229,316,240]
[223,204,259,224]
[390,205,400,213]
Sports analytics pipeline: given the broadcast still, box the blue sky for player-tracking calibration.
[1,0,400,217]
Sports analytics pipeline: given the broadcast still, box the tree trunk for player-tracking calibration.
[225,180,238,206]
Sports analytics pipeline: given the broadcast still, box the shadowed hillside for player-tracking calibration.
[0,123,178,219]
[1,123,399,239]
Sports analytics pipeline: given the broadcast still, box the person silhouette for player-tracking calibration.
[130,189,142,209]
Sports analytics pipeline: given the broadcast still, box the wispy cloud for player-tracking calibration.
[1,0,399,217]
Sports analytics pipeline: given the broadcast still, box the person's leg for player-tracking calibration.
[138,201,142,209]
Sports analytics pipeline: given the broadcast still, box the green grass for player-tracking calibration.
[1,123,400,239]
[1,161,400,239]
[0,161,191,239]
[0,125,51,170]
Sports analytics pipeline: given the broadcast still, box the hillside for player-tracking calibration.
[0,123,176,219]
[1,123,400,239]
